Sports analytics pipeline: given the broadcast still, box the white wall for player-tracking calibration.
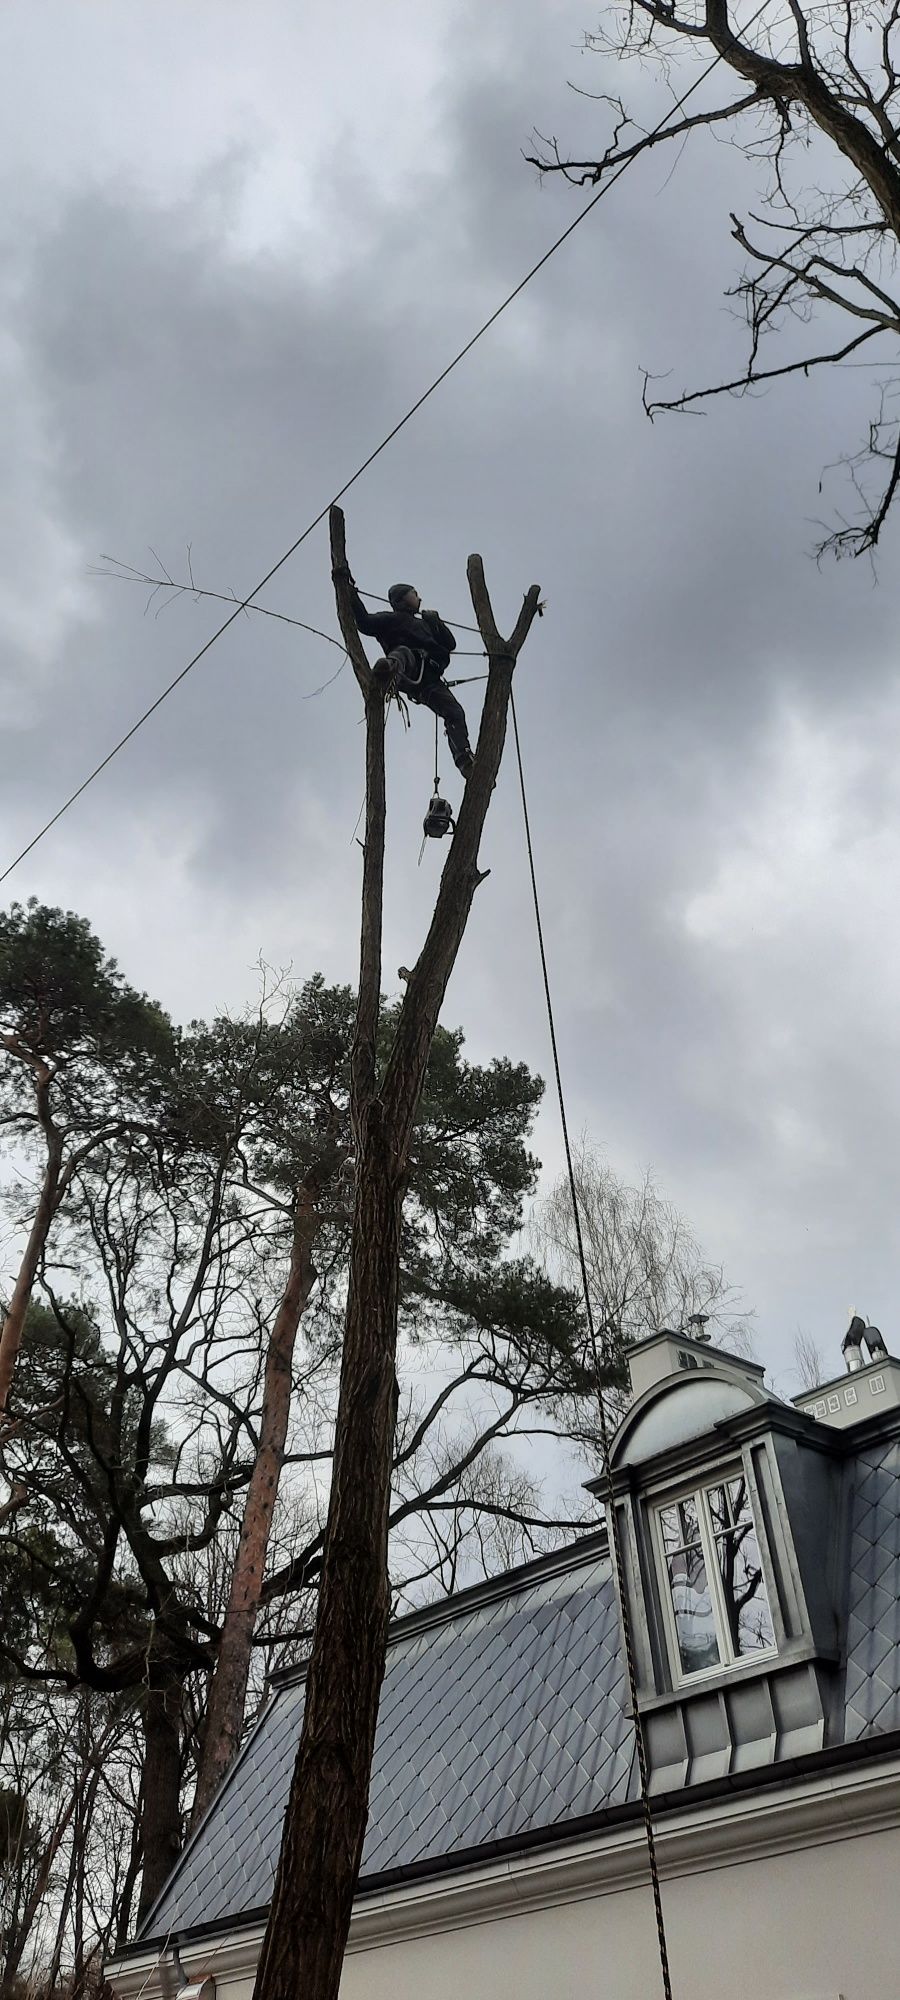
[111,1766,900,2000]
[338,1830,897,2000]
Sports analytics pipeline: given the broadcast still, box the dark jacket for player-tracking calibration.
[349,589,456,675]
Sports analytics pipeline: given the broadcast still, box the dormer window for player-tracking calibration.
[653,1473,776,1682]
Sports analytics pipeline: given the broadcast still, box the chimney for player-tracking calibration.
[626,1324,764,1401]
[864,1323,889,1363]
[842,1314,867,1374]
[794,1312,900,1430]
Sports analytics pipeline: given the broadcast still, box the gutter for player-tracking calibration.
[112,1721,900,1967]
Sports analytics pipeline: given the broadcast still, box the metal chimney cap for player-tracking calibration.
[843,1314,868,1373]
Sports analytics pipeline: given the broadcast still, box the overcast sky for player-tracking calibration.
[2,0,899,1404]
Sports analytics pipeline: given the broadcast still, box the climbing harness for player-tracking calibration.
[388,644,426,691]
[510,688,675,2000]
[418,715,455,864]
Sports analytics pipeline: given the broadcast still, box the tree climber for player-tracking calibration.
[339,572,475,780]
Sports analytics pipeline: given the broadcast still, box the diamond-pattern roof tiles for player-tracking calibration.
[140,1430,900,1949]
[845,1436,900,1742]
[144,1545,635,1941]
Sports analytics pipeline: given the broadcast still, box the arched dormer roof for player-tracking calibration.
[610,1365,772,1471]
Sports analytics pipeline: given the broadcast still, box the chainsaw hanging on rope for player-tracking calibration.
[418,713,455,863]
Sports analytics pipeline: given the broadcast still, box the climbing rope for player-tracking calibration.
[509,687,674,2000]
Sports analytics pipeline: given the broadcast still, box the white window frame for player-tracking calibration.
[651,1468,778,1688]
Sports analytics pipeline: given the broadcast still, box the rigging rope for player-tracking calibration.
[509,686,674,2000]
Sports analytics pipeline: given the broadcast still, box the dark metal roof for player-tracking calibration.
[144,1537,635,1941]
[845,1432,900,1739]
[139,1429,900,1948]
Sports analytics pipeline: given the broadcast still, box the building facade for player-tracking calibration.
[108,1327,900,2000]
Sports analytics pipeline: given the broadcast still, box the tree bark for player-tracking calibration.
[137,1678,184,1922]
[192,1185,321,1824]
[114,1774,145,1951]
[2,1770,78,1983]
[703,0,900,239]
[0,1068,62,1420]
[252,510,540,2000]
[252,1111,401,2000]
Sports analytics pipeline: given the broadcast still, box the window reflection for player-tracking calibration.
[715,1517,775,1656]
[657,1472,775,1679]
[666,1545,721,1674]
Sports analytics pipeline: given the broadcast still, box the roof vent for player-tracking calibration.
[842,1312,891,1374]
[794,1313,898,1429]
[864,1323,889,1363]
[842,1314,867,1373]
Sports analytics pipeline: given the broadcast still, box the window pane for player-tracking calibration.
[658,1505,681,1556]
[728,1475,750,1524]
[678,1496,700,1546]
[666,1547,721,1675]
[707,1483,730,1533]
[716,1524,775,1656]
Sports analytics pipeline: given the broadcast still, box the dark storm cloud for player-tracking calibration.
[2,0,900,1392]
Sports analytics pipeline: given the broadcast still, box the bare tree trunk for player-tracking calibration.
[252,1123,400,2000]
[192,1185,322,1823]
[252,508,540,2000]
[114,1777,145,1952]
[2,1781,77,1984]
[0,1097,62,1420]
[137,1679,183,1922]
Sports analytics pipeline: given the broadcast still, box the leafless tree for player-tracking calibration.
[251,510,551,2000]
[1,975,592,1953]
[0,1681,138,1994]
[538,1144,752,1342]
[535,1143,753,1444]
[793,1326,827,1390]
[531,3,900,556]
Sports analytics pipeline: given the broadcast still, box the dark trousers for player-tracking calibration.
[377,649,472,774]
[408,676,472,774]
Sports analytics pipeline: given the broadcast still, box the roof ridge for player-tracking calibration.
[270,1524,611,1689]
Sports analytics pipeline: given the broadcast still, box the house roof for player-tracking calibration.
[137,1423,900,1952]
[844,1432,900,1739]
[142,1533,635,1944]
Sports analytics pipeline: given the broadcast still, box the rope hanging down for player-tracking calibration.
[0,0,771,887]
[509,688,674,2000]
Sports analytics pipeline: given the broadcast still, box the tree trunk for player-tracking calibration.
[114,1775,145,1951]
[1,1781,77,1984]
[0,1133,62,1421]
[192,1187,321,1824]
[252,508,541,2000]
[704,0,900,239]
[137,1679,184,1922]
[252,1114,401,2000]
